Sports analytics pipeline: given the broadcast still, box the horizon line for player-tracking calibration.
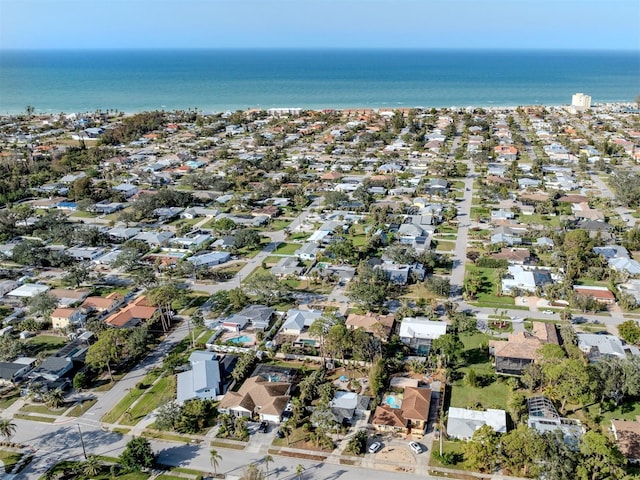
[1,46,639,53]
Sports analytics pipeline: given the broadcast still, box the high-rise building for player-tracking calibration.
[571,93,592,110]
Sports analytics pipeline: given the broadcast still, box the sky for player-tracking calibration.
[1,0,638,50]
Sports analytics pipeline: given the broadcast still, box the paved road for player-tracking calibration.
[10,418,447,480]
[449,121,475,300]
[590,174,637,227]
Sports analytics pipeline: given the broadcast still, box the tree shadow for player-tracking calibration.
[155,443,201,468]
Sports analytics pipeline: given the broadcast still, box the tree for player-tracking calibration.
[323,190,348,209]
[44,388,65,409]
[0,419,16,442]
[243,272,289,305]
[63,262,94,288]
[324,236,358,265]
[464,424,499,472]
[27,292,58,320]
[241,462,265,480]
[155,401,183,431]
[539,430,580,480]
[147,282,184,333]
[0,335,24,361]
[577,430,626,480]
[499,424,543,477]
[345,430,368,455]
[210,449,222,476]
[234,229,262,250]
[347,262,392,311]
[82,455,102,477]
[263,454,273,477]
[85,329,127,381]
[211,217,237,235]
[430,334,464,367]
[120,437,155,472]
[618,320,640,345]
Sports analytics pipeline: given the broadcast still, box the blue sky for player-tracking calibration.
[1,0,638,50]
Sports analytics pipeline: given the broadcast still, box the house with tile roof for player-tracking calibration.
[489,322,559,375]
[611,417,640,463]
[371,387,431,438]
[345,312,394,341]
[104,296,157,328]
[218,375,291,424]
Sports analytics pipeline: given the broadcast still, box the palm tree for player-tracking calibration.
[295,463,305,480]
[0,419,16,442]
[263,454,273,477]
[82,455,101,476]
[210,449,222,476]
[44,388,65,409]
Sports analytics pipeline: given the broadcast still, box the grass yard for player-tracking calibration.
[448,331,510,410]
[515,213,561,227]
[273,242,299,255]
[428,440,467,470]
[0,450,23,473]
[268,219,293,231]
[433,240,455,252]
[449,378,510,411]
[25,335,68,356]
[401,283,443,300]
[0,389,20,409]
[586,399,640,426]
[101,369,161,424]
[20,403,66,416]
[67,398,98,417]
[123,375,176,425]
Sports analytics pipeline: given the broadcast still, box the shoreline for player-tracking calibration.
[2,101,638,118]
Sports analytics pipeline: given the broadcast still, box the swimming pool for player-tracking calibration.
[384,394,402,409]
[229,335,252,344]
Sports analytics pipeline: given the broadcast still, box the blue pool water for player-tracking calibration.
[229,335,252,344]
[384,395,401,409]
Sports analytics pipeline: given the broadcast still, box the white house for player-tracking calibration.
[187,251,230,268]
[176,351,222,403]
[399,317,447,355]
[447,407,508,440]
[281,309,323,335]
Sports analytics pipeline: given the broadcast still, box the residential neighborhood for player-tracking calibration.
[0,99,639,479]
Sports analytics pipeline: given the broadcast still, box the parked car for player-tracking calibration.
[258,421,269,433]
[368,441,383,454]
[543,310,553,315]
[275,429,285,439]
[409,441,423,454]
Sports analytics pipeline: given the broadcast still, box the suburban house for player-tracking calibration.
[51,307,83,330]
[345,312,395,341]
[108,227,141,242]
[295,242,320,261]
[281,308,323,336]
[0,357,36,385]
[399,318,447,355]
[330,391,370,426]
[611,417,640,464]
[80,293,124,316]
[526,396,583,447]
[371,387,431,438]
[224,305,274,332]
[104,296,158,328]
[492,248,533,265]
[271,257,304,278]
[501,265,553,294]
[187,251,231,268]
[177,351,222,403]
[489,322,559,375]
[446,407,508,440]
[218,375,291,424]
[577,333,638,362]
[573,285,616,305]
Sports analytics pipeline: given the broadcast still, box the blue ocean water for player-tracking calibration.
[0,49,638,114]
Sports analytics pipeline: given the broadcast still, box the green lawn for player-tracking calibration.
[433,240,455,252]
[124,375,176,425]
[267,219,293,231]
[273,243,299,255]
[449,378,510,411]
[428,440,467,470]
[589,400,640,427]
[101,370,161,424]
[25,335,67,356]
[20,403,66,416]
[0,450,23,473]
[515,213,561,227]
[67,398,98,417]
[0,389,20,409]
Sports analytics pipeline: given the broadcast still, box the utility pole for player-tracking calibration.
[77,424,87,460]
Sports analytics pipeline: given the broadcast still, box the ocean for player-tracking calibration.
[0,49,638,114]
